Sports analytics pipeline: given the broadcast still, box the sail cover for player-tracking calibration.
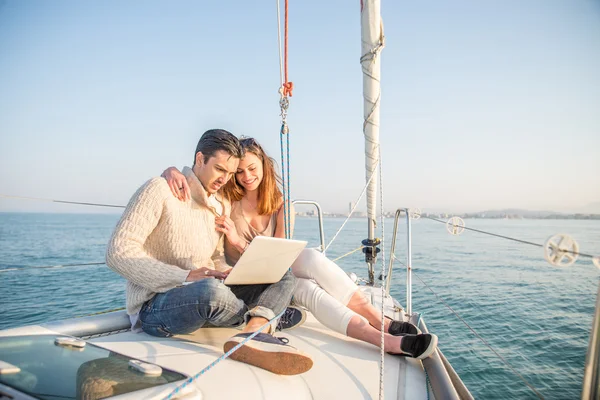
[360,0,383,222]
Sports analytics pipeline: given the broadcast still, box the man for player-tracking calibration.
[106,129,312,375]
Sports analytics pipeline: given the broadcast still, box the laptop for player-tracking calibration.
[224,236,307,285]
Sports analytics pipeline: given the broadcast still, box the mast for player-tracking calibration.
[360,0,384,284]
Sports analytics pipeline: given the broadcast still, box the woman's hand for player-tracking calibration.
[215,215,246,252]
[162,167,190,202]
[186,266,229,282]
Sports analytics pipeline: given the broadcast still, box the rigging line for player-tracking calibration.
[80,328,130,340]
[284,0,289,84]
[401,263,545,399]
[286,132,291,238]
[275,0,284,86]
[0,261,105,272]
[422,215,596,259]
[377,150,386,400]
[280,128,290,239]
[421,311,431,400]
[76,307,125,318]
[323,160,379,252]
[276,0,292,239]
[0,194,125,208]
[331,245,364,262]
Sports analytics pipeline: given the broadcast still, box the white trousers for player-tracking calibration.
[291,248,359,335]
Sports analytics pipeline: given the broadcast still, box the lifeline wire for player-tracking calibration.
[392,254,545,400]
[423,215,595,259]
[0,194,125,208]
[323,164,379,252]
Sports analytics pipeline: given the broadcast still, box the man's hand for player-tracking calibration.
[186,267,230,282]
[221,267,233,277]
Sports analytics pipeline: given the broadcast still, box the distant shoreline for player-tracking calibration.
[1,211,599,220]
[296,213,600,220]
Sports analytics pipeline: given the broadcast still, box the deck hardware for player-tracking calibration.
[0,360,20,374]
[362,238,381,264]
[409,207,421,220]
[446,217,465,235]
[54,337,86,348]
[128,360,163,376]
[543,234,579,267]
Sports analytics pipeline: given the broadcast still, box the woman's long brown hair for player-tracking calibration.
[221,137,282,215]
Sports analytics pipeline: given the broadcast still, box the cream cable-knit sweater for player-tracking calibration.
[106,166,231,315]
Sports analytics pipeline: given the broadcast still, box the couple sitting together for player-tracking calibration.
[106,129,438,375]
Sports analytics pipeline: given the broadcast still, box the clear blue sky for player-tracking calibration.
[0,0,598,214]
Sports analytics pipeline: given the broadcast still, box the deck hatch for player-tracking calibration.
[0,335,186,400]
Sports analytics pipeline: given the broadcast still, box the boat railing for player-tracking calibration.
[292,202,414,312]
[386,208,413,314]
[292,200,326,254]
[581,283,600,399]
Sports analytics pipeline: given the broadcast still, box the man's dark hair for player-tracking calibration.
[193,129,243,165]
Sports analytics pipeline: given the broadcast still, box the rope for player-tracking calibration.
[79,328,130,340]
[275,0,284,86]
[276,0,292,239]
[415,312,430,400]
[279,131,286,237]
[282,0,293,96]
[0,194,125,208]
[423,216,596,259]
[331,246,365,262]
[377,152,386,400]
[286,129,291,237]
[424,366,431,400]
[279,128,291,239]
[323,164,378,252]
[275,0,293,96]
[76,307,126,318]
[162,310,284,400]
[284,0,289,84]
[406,266,545,399]
[0,261,105,272]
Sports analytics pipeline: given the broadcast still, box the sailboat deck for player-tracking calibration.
[90,310,430,400]
[0,287,433,399]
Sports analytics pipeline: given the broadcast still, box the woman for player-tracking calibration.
[163,137,437,359]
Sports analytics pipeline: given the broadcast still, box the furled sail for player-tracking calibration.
[360,0,384,279]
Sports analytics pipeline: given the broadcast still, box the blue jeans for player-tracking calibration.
[139,271,296,337]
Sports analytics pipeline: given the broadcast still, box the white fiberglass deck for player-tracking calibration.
[0,288,432,400]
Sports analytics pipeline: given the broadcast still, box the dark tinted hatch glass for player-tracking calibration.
[0,335,185,400]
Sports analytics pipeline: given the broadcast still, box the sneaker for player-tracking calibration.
[392,333,438,360]
[388,320,421,336]
[276,306,307,331]
[224,332,313,375]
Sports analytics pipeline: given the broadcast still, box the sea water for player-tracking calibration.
[1,212,598,399]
